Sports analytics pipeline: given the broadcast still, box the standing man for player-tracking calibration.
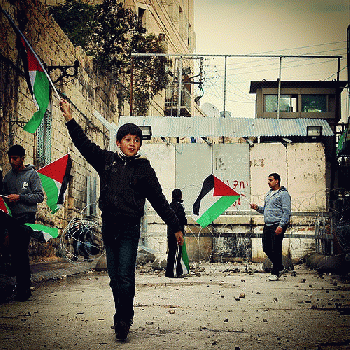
[60,99,183,341]
[2,145,44,300]
[251,173,291,281]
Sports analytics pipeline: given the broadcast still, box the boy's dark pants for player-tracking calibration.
[262,223,286,275]
[103,219,140,324]
[10,213,35,293]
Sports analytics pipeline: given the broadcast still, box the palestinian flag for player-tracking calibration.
[193,174,240,228]
[0,196,11,215]
[25,223,59,242]
[37,154,72,213]
[0,200,57,242]
[19,37,50,133]
[1,9,50,133]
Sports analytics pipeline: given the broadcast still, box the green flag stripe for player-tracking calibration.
[182,240,190,271]
[38,173,60,213]
[197,195,240,228]
[23,71,50,133]
[25,223,59,238]
[5,202,11,215]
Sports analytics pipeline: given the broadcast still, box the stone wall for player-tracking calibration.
[0,0,118,259]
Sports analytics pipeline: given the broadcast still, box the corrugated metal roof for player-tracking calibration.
[118,116,334,138]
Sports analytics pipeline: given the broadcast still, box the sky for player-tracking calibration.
[193,0,349,120]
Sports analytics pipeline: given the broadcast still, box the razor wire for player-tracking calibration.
[59,202,104,263]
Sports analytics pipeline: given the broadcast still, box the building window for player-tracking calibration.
[301,94,327,112]
[36,102,52,168]
[138,7,146,30]
[179,6,185,40]
[188,23,192,47]
[86,176,98,217]
[264,94,298,112]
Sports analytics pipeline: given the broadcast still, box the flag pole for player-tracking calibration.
[1,8,60,99]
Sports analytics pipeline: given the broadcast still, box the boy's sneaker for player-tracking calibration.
[279,267,287,275]
[115,320,131,341]
[268,274,279,281]
[14,288,32,301]
[113,315,133,341]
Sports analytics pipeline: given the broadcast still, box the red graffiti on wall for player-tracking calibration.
[224,179,249,190]
[221,179,248,207]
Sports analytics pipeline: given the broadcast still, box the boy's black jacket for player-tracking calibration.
[66,119,181,233]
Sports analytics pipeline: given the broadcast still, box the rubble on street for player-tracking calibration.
[0,262,349,349]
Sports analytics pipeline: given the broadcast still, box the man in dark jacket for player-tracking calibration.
[166,189,188,278]
[2,145,44,301]
[251,173,291,281]
[60,99,183,341]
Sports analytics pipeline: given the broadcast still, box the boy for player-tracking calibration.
[2,145,44,301]
[60,99,183,341]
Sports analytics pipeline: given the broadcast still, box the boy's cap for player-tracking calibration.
[116,123,143,145]
[8,145,25,157]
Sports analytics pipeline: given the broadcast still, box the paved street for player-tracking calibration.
[0,262,350,350]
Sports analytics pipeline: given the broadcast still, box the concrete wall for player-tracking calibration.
[139,144,176,260]
[140,142,327,263]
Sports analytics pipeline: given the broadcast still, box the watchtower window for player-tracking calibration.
[301,94,327,112]
[264,94,298,113]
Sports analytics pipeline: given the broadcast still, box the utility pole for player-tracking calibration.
[348,25,350,111]
[223,55,227,118]
[177,58,183,117]
[277,57,282,119]
[130,58,134,116]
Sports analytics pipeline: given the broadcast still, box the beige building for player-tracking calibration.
[124,0,201,117]
[40,0,198,117]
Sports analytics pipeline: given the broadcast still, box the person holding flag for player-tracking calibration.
[166,189,189,278]
[60,99,183,341]
[2,145,44,301]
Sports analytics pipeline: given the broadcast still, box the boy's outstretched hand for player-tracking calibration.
[175,231,184,246]
[60,98,73,122]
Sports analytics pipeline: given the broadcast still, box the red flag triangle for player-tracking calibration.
[21,38,43,72]
[0,197,10,214]
[38,154,69,183]
[213,176,240,197]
